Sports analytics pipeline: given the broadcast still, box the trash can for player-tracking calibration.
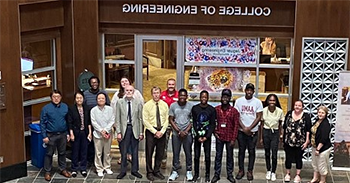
[29,123,46,168]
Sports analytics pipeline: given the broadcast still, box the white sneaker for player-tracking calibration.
[266,171,271,180]
[284,174,291,182]
[105,169,113,175]
[169,171,179,181]
[97,172,104,177]
[271,173,276,181]
[186,171,193,181]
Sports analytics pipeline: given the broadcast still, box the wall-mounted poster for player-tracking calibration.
[333,71,350,171]
[188,67,254,92]
[185,37,257,64]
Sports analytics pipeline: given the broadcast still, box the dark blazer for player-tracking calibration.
[67,104,91,135]
[313,118,332,153]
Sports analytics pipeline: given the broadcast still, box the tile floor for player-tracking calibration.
[4,149,350,183]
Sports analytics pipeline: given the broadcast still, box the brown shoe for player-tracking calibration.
[161,161,166,169]
[61,170,72,178]
[44,172,51,181]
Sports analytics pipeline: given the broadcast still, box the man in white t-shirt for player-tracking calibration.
[234,83,263,181]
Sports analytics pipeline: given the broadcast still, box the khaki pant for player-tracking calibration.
[311,147,332,175]
[94,136,112,173]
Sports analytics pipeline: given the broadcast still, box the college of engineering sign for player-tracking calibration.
[122,3,271,17]
[99,1,295,28]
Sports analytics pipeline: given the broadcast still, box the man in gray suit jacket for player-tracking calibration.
[116,85,144,179]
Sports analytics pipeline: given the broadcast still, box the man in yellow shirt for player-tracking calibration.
[143,86,169,181]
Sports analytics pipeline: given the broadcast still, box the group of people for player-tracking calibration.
[39,76,332,183]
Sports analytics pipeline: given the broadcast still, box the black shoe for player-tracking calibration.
[131,171,143,178]
[235,170,244,180]
[117,172,126,179]
[211,175,220,183]
[247,171,253,181]
[153,172,165,180]
[192,174,199,182]
[147,174,155,181]
[81,171,87,177]
[205,175,210,182]
[71,171,77,178]
[227,176,236,183]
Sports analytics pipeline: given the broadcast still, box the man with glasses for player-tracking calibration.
[40,90,72,181]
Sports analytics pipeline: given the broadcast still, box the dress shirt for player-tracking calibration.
[40,102,69,138]
[143,99,169,134]
[91,105,115,139]
[124,97,135,124]
[215,105,240,142]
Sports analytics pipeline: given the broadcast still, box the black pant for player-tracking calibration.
[263,129,279,173]
[71,130,88,171]
[44,132,67,172]
[120,125,139,173]
[145,130,166,175]
[214,138,233,176]
[284,144,304,169]
[194,137,211,176]
[87,137,95,163]
[237,131,258,171]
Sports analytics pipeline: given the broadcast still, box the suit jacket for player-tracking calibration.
[116,98,143,139]
[67,104,91,135]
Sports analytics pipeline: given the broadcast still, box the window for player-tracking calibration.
[21,39,57,131]
[184,36,293,110]
[103,34,135,92]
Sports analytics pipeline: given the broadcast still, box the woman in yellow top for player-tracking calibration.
[259,94,284,182]
[309,106,332,183]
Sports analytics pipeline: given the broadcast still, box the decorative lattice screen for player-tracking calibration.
[300,38,348,161]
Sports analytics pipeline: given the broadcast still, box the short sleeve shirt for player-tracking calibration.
[262,107,284,130]
[169,102,193,131]
[234,96,263,132]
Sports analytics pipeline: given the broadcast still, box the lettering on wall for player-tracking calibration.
[122,4,271,17]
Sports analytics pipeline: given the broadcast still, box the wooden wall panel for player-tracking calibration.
[72,0,99,86]
[0,0,25,168]
[292,0,350,103]
[18,0,58,5]
[20,1,64,32]
[60,0,74,103]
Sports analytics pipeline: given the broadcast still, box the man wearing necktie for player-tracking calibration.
[116,85,144,179]
[143,86,169,181]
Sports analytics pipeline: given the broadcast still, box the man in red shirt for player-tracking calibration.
[211,89,240,183]
[160,78,178,169]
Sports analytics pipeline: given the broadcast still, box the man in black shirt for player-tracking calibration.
[191,90,216,182]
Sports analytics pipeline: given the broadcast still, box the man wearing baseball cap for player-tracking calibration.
[211,89,240,183]
[234,83,263,181]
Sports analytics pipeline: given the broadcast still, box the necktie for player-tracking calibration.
[156,102,161,130]
[128,101,132,124]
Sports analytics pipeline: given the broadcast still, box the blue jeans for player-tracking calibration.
[171,131,193,171]
[214,138,234,176]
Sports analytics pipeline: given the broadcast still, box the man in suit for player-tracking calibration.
[116,85,144,179]
[143,86,169,181]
